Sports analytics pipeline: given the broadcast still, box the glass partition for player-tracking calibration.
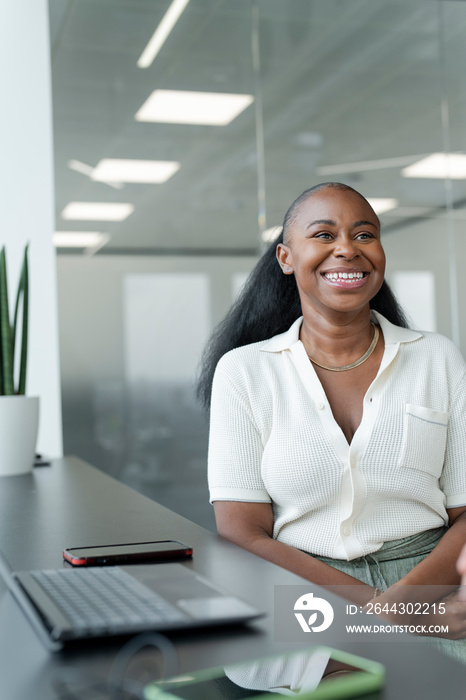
[51,0,466,529]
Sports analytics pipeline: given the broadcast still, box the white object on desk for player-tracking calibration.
[0,396,39,476]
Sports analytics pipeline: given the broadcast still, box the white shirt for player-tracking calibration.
[208,311,466,560]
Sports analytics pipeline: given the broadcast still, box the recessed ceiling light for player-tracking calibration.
[316,154,426,176]
[261,226,282,243]
[61,202,134,221]
[68,159,123,189]
[367,198,398,215]
[402,153,466,179]
[135,89,254,126]
[53,232,110,248]
[91,159,180,184]
[137,0,191,69]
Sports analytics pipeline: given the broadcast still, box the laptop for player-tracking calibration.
[6,563,264,651]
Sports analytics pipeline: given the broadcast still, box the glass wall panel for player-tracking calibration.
[438,1,466,350]
[51,0,466,530]
[122,272,209,491]
[258,0,455,337]
[57,254,256,531]
[50,0,259,255]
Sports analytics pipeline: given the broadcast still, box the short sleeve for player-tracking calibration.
[440,369,466,508]
[207,354,271,503]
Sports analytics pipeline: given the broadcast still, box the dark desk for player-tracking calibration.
[0,456,464,699]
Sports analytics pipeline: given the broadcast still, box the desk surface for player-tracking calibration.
[0,456,465,699]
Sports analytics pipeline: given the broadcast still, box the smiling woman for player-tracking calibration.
[197,183,466,665]
[275,185,388,444]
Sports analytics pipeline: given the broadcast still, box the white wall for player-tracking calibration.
[383,218,454,344]
[124,273,211,384]
[57,255,257,390]
[0,0,63,456]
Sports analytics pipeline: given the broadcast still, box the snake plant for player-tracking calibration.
[0,245,29,395]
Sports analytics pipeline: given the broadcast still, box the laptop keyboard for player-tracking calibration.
[31,567,188,632]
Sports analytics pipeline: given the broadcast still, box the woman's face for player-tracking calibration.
[276,188,386,319]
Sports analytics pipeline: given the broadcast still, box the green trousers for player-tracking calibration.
[314,527,466,665]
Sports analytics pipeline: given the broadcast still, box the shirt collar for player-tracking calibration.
[371,310,422,345]
[260,310,422,353]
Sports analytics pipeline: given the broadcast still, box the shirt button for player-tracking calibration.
[316,402,325,410]
[342,526,351,537]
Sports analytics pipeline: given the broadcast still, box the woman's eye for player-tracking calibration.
[355,232,373,240]
[314,232,333,239]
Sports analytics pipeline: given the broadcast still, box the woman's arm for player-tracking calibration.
[213,500,376,606]
[392,506,466,589]
[368,507,466,639]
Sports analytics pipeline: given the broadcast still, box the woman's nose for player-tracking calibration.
[334,236,359,259]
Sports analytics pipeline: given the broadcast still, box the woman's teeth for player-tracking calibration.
[324,272,365,280]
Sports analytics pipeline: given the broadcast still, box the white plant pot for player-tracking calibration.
[0,396,39,476]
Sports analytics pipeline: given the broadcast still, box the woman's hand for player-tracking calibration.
[457,542,466,601]
[364,585,466,640]
[363,508,466,637]
[426,589,466,640]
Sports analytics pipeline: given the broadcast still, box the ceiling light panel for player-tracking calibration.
[137,0,191,69]
[367,198,398,215]
[316,154,427,176]
[91,159,180,184]
[53,232,109,248]
[402,153,466,179]
[61,202,134,221]
[135,89,254,126]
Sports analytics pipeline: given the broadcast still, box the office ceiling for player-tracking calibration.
[49,0,466,254]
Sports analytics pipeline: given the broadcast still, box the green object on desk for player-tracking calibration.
[143,646,385,700]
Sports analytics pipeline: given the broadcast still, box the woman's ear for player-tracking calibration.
[276,243,294,275]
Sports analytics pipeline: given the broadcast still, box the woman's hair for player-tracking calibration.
[196,182,409,410]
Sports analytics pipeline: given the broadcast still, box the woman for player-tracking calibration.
[198,183,466,659]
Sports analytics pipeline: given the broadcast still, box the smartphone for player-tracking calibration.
[62,540,193,566]
[143,647,385,700]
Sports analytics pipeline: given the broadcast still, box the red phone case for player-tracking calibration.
[62,541,193,566]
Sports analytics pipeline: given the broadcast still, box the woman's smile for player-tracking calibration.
[321,268,370,289]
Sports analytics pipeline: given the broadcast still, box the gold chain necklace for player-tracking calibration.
[307,323,379,372]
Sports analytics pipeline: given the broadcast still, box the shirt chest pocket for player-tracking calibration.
[399,404,449,478]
